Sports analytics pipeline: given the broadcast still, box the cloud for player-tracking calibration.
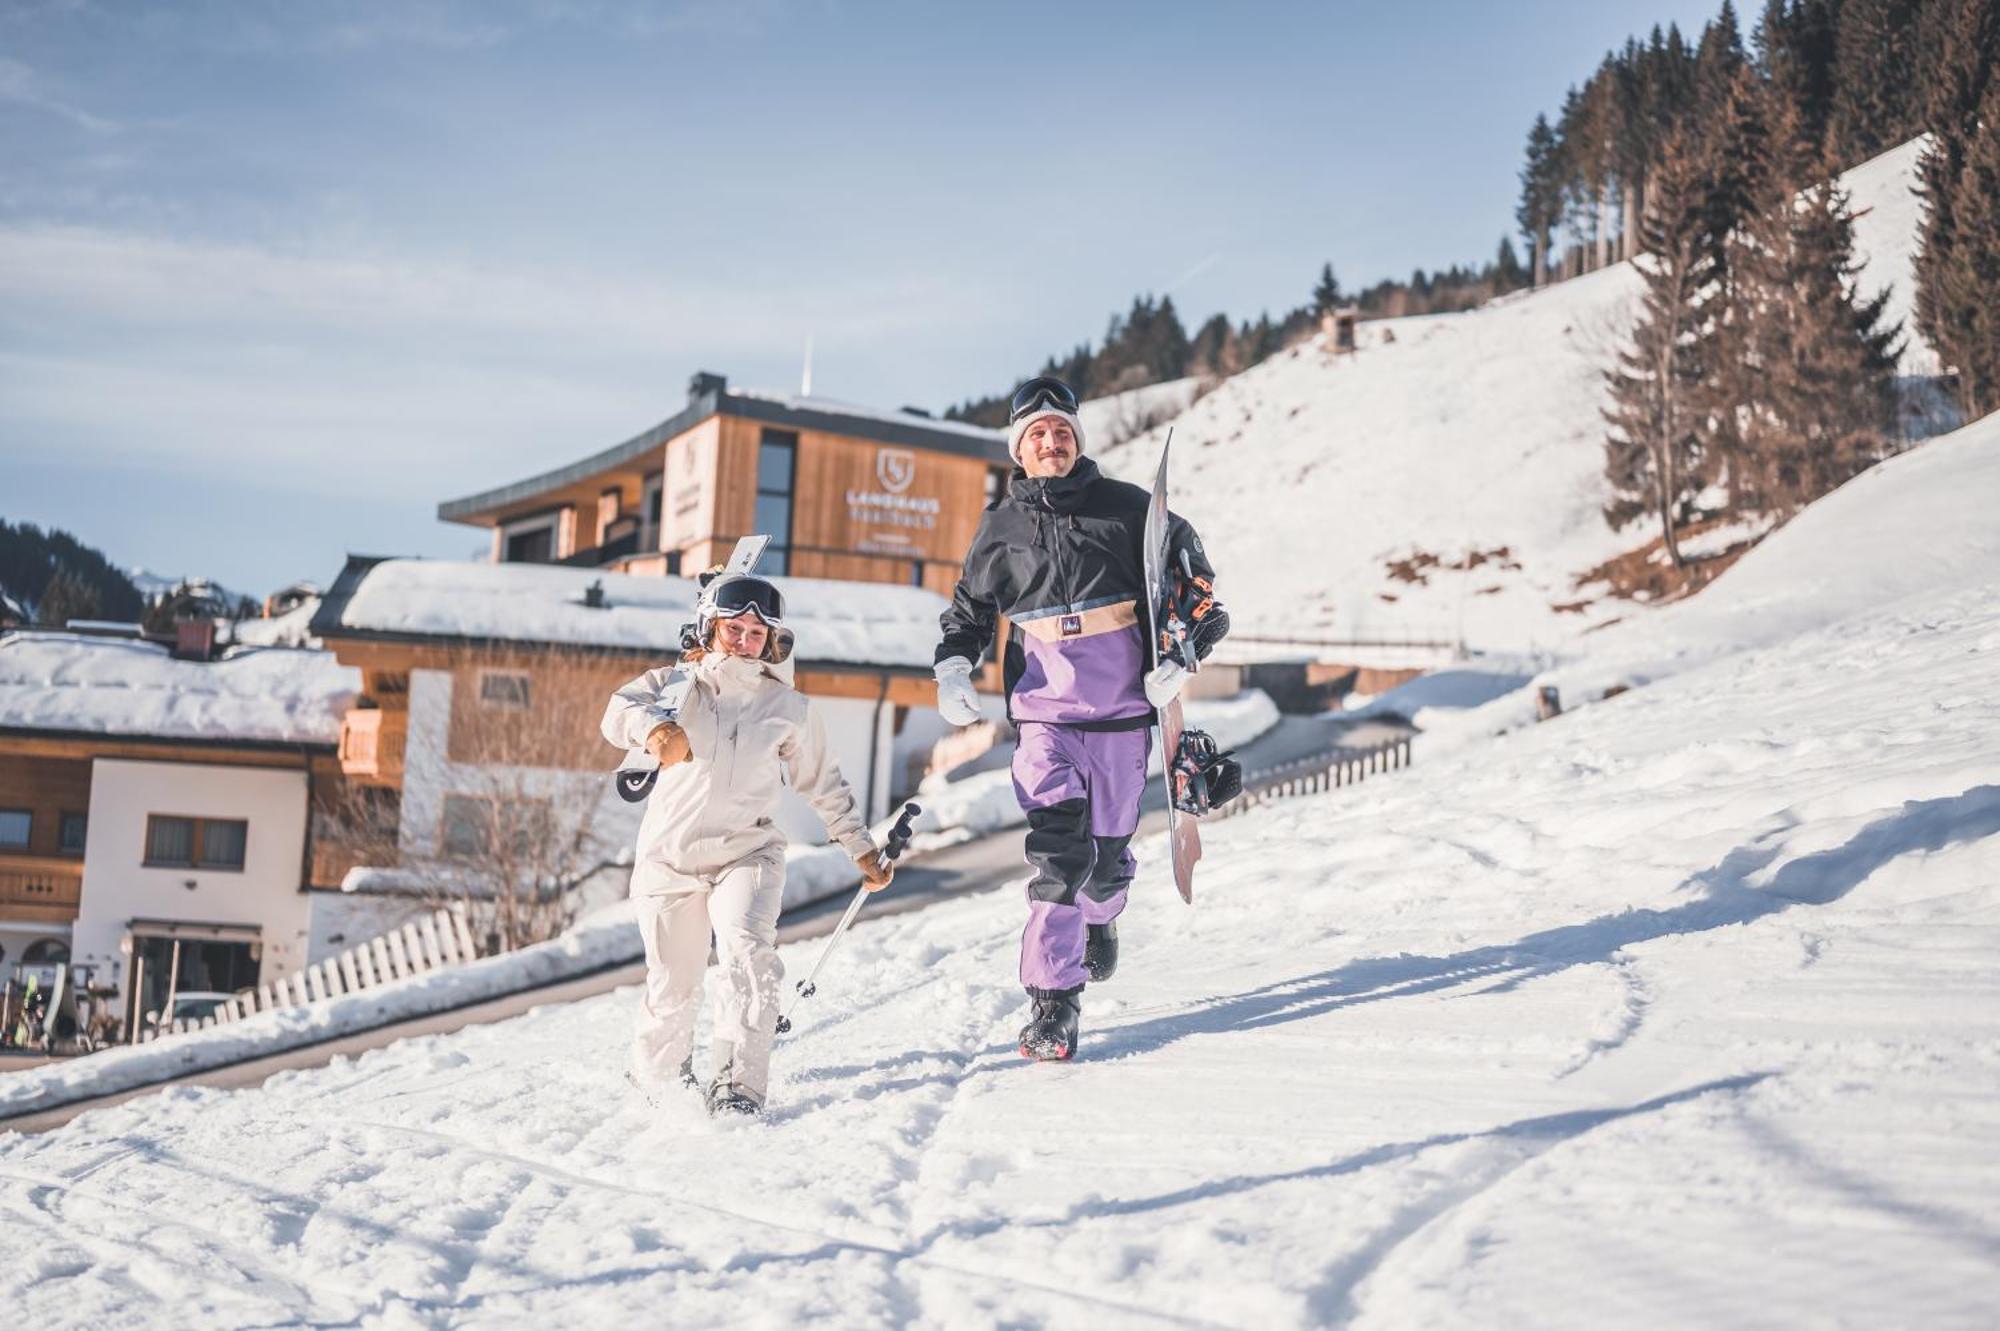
[0,56,118,133]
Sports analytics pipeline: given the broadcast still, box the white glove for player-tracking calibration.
[1144,660,1188,709]
[933,657,983,727]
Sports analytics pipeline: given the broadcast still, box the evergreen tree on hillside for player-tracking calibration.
[1518,113,1564,284]
[1694,2,1750,129]
[1915,0,2000,419]
[0,519,144,623]
[1493,236,1528,290]
[1829,0,1926,161]
[36,567,101,627]
[1722,91,1903,513]
[1756,0,1840,152]
[1312,263,1343,314]
[1603,133,1719,568]
[1188,313,1233,378]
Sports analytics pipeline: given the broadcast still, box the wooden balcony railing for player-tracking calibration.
[0,855,84,924]
[339,707,408,784]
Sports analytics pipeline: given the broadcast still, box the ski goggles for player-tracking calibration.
[1008,375,1079,424]
[707,577,785,625]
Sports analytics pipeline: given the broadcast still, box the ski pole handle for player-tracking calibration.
[881,801,921,864]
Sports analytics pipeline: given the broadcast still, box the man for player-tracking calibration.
[934,375,1226,1061]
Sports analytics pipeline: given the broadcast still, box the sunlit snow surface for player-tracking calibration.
[4,410,1996,1327]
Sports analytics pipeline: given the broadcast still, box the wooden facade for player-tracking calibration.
[0,754,91,926]
[438,375,1010,600]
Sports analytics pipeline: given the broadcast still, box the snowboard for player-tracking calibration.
[1142,432,1201,903]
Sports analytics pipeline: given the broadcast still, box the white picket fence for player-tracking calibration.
[151,907,483,1040]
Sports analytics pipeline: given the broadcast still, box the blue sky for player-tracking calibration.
[1,0,1721,595]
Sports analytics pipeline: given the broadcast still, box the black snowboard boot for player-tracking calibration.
[1084,922,1119,982]
[1018,987,1082,1062]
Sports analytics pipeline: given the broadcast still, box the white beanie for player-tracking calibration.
[1009,407,1086,465]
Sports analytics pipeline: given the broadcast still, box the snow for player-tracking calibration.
[329,558,950,670]
[0,633,356,743]
[1077,376,1205,449]
[1094,138,1938,656]
[7,424,1996,1322]
[734,389,1006,445]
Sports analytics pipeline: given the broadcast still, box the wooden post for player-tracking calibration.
[418,914,448,968]
[433,910,462,965]
[450,910,479,962]
[400,922,434,973]
[353,945,379,990]
[338,951,362,993]
[372,936,398,982]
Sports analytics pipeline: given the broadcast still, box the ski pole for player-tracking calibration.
[774,801,920,1036]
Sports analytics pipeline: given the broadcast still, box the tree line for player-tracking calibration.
[0,520,145,627]
[1585,0,1997,566]
[945,246,1532,428]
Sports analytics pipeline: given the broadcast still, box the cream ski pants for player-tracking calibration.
[630,855,784,1104]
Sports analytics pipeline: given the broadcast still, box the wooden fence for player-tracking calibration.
[1206,736,1413,823]
[150,906,484,1040]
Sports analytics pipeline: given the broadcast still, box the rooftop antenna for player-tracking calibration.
[800,333,814,397]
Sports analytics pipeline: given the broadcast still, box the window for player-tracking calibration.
[479,671,532,708]
[0,809,29,850]
[21,939,68,965]
[755,429,796,575]
[59,812,86,855]
[144,815,248,871]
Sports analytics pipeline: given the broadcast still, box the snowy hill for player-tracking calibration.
[4,409,1995,1325]
[1097,139,1938,654]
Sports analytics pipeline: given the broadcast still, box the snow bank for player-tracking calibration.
[326,558,947,670]
[1094,138,1935,655]
[0,633,356,743]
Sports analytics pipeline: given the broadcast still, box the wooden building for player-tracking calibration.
[436,372,1012,598]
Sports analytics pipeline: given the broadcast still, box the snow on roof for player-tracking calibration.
[321,558,948,670]
[730,389,1004,443]
[0,633,358,745]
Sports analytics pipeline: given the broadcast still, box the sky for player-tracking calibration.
[0,0,1723,596]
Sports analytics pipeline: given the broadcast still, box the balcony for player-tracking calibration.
[339,707,408,785]
[0,855,84,924]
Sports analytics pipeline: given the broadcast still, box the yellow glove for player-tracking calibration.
[645,721,691,767]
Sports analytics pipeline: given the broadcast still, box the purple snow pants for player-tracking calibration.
[1012,721,1150,994]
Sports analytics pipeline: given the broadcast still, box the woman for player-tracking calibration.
[602,570,894,1116]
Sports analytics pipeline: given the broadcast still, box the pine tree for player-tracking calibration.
[1723,91,1903,513]
[1312,262,1343,314]
[36,567,101,627]
[1518,113,1563,284]
[1829,0,1925,162]
[1603,132,1718,568]
[1493,235,1528,291]
[1757,0,1839,153]
[1915,0,2000,419]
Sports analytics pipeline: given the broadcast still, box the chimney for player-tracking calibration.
[173,619,218,662]
[688,371,727,407]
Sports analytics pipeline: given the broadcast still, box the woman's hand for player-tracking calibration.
[856,848,895,892]
[645,721,691,767]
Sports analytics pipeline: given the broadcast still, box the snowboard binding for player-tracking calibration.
[1155,550,1227,670]
[1170,727,1242,816]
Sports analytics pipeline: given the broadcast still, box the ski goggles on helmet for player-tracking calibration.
[706,575,784,625]
[1008,375,1079,424]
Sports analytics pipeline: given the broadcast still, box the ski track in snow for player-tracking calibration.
[7,556,1999,1328]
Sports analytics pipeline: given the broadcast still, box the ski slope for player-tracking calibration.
[4,415,1996,1326]
[1096,139,1936,654]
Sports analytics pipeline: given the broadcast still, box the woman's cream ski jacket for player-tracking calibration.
[601,651,876,892]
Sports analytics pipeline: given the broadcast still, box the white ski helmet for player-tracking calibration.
[683,570,794,663]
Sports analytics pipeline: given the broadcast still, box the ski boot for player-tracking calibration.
[1018,987,1081,1062]
[705,1063,763,1117]
[1084,922,1119,982]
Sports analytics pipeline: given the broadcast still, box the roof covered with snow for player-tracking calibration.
[311,557,948,671]
[437,379,1007,523]
[0,633,358,746]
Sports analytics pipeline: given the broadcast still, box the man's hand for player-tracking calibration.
[933,657,982,727]
[644,720,691,767]
[1144,660,1188,709]
[856,847,895,892]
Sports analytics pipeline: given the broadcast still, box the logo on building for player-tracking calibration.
[876,448,917,495]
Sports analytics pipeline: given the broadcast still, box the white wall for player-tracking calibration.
[400,668,642,867]
[74,759,314,995]
[773,693,895,845]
